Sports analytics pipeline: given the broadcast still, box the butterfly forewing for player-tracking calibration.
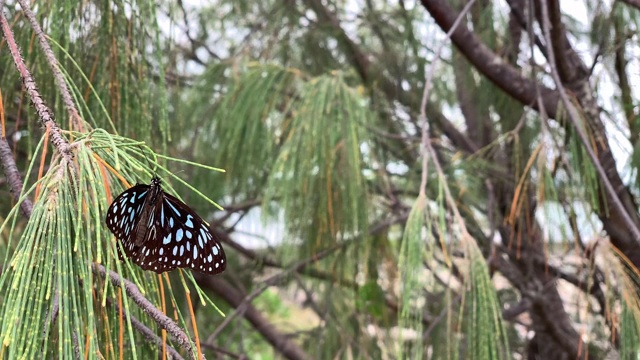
[155,193,226,273]
[105,177,226,274]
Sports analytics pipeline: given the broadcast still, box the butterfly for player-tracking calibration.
[105,176,226,274]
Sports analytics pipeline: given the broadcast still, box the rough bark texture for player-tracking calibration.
[419,0,634,358]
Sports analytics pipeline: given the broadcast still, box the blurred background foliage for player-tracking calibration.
[1,0,640,359]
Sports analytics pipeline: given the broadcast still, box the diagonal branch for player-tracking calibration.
[15,0,85,131]
[105,295,185,360]
[206,244,341,342]
[196,275,310,360]
[0,10,72,162]
[0,138,33,216]
[419,0,560,118]
[91,264,204,360]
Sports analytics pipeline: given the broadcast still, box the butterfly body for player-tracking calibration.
[105,177,226,274]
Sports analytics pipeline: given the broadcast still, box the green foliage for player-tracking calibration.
[357,280,386,320]
[620,302,640,358]
[185,63,299,196]
[265,72,369,250]
[398,195,427,359]
[2,0,640,358]
[463,238,510,360]
[0,129,223,359]
[256,289,291,319]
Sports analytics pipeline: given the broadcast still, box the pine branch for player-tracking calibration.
[0,138,33,216]
[105,296,185,360]
[91,264,204,360]
[0,9,72,161]
[15,0,85,131]
[195,275,310,360]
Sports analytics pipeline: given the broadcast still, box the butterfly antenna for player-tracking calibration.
[137,144,159,179]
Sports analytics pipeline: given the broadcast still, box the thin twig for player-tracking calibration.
[419,1,481,250]
[212,198,262,227]
[422,293,462,340]
[418,0,476,197]
[175,0,220,61]
[217,212,406,284]
[199,343,248,360]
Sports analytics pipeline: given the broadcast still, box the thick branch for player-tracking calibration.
[419,0,560,117]
[537,0,640,250]
[195,275,310,360]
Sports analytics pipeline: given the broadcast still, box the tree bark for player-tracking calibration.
[195,275,311,360]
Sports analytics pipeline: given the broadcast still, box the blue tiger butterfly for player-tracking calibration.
[105,177,226,274]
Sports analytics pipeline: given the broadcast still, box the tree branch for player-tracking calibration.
[537,0,640,246]
[419,0,560,118]
[0,138,33,216]
[91,264,204,360]
[195,275,310,360]
[105,295,185,360]
[15,0,85,131]
[0,9,73,161]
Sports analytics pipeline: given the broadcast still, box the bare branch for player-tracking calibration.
[195,275,310,360]
[105,296,185,360]
[15,0,85,131]
[207,245,340,341]
[91,264,204,360]
[419,0,560,117]
[0,10,72,161]
[0,138,33,216]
